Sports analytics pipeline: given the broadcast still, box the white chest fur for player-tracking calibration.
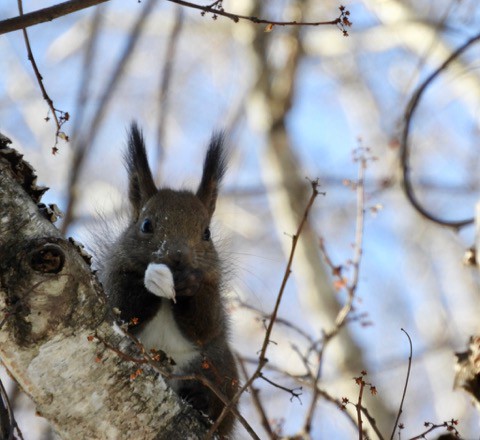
[137,298,199,369]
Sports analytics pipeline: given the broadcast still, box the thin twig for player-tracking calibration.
[239,354,373,437]
[17,0,69,152]
[166,0,351,33]
[237,357,275,439]
[257,180,320,369]
[239,355,309,381]
[408,419,460,440]
[390,328,413,440]
[334,151,367,329]
[1,0,351,35]
[304,151,368,435]
[342,372,382,440]
[359,406,384,440]
[303,332,326,432]
[401,31,480,229]
[356,378,365,440]
[258,373,302,403]
[290,343,315,378]
[94,332,148,365]
[205,180,321,437]
[238,300,315,345]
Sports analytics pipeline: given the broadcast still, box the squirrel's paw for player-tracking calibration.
[174,268,203,297]
[144,263,176,302]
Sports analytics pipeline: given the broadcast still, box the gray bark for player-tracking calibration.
[0,135,209,439]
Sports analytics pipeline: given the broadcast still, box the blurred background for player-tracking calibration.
[1,0,480,438]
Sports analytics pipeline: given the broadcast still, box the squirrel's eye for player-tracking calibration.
[203,227,211,241]
[140,218,154,234]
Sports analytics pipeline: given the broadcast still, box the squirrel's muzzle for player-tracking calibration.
[155,241,194,268]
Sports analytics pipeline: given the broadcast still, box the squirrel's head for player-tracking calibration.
[122,123,227,270]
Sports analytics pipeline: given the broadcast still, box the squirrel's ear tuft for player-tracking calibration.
[125,122,157,220]
[196,132,227,218]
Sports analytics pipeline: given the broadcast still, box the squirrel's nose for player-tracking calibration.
[169,243,193,266]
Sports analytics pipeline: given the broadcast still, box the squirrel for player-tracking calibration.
[97,123,238,437]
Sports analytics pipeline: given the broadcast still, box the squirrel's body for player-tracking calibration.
[97,124,238,437]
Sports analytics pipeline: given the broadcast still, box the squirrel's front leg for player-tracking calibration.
[173,267,204,297]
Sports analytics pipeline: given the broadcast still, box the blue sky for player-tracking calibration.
[2,1,480,438]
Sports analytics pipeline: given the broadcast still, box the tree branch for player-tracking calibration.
[17,0,69,152]
[401,31,480,229]
[390,329,413,440]
[166,0,351,32]
[206,179,321,437]
[0,0,110,35]
[0,0,351,36]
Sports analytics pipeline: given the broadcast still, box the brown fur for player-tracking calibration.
[98,123,238,437]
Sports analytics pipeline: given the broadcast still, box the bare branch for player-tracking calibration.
[359,405,384,440]
[0,0,351,35]
[237,357,275,439]
[0,0,110,35]
[401,31,480,229]
[356,375,365,440]
[166,1,352,33]
[237,300,315,346]
[390,329,413,440]
[258,373,302,403]
[206,180,321,437]
[333,149,368,329]
[303,149,369,436]
[408,419,460,440]
[257,179,321,365]
[17,0,69,152]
